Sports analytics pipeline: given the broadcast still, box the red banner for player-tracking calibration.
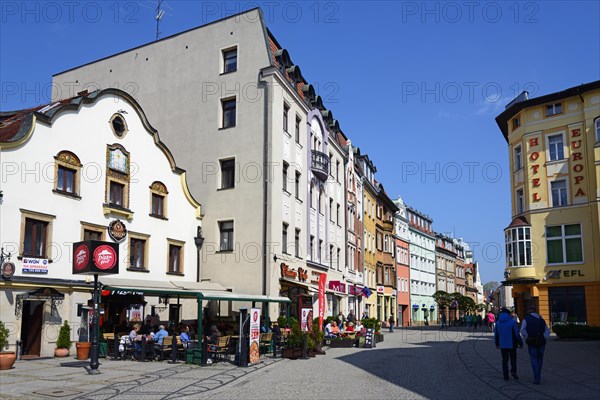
[318,273,326,331]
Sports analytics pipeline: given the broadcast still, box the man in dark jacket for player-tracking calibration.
[520,306,550,384]
[494,308,523,381]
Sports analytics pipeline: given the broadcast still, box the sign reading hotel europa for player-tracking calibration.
[72,240,119,275]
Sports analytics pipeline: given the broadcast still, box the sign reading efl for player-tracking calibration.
[72,240,119,275]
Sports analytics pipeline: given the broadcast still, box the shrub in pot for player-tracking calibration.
[0,321,16,370]
[55,321,72,357]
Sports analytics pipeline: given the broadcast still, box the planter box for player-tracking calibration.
[375,333,384,343]
[281,348,304,359]
[329,340,354,348]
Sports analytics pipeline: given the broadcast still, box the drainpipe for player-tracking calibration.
[258,71,269,297]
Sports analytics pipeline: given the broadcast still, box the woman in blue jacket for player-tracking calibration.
[494,308,523,381]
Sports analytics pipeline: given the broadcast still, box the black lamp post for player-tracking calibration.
[194,226,204,283]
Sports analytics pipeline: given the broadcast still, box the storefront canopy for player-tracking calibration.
[99,277,291,303]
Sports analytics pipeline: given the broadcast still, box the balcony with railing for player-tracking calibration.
[311,150,329,181]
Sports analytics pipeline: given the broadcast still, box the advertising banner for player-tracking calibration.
[318,273,326,331]
[22,257,48,274]
[249,308,261,365]
[301,308,313,332]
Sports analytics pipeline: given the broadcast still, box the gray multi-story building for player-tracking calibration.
[52,8,344,318]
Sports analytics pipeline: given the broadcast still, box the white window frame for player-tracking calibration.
[595,117,600,143]
[546,224,583,265]
[545,102,563,117]
[546,132,565,162]
[515,187,524,214]
[549,178,569,207]
[513,145,523,172]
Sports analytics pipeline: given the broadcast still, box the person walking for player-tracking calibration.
[388,315,395,333]
[487,311,496,333]
[440,312,447,329]
[494,308,523,381]
[520,305,550,385]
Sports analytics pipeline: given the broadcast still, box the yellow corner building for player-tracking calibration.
[496,80,600,327]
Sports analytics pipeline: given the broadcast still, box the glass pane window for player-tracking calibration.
[513,146,522,171]
[282,224,288,254]
[152,193,164,217]
[223,49,237,73]
[219,221,234,251]
[548,134,564,161]
[546,224,583,264]
[109,181,124,207]
[222,99,236,128]
[221,159,235,189]
[84,229,102,241]
[504,227,532,267]
[169,244,182,273]
[551,180,568,206]
[24,218,48,257]
[130,238,146,269]
[57,166,75,193]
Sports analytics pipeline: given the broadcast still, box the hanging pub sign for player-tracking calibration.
[108,220,127,242]
[72,240,119,275]
[1,261,16,279]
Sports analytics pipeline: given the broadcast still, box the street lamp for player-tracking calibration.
[194,226,204,283]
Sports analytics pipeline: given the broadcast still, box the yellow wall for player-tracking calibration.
[364,185,377,314]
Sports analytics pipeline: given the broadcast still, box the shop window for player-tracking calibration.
[150,181,168,218]
[167,241,184,274]
[53,151,81,197]
[546,224,583,264]
[219,220,234,251]
[549,286,587,324]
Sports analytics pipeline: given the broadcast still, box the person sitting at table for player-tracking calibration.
[346,322,355,332]
[331,321,340,336]
[153,324,169,351]
[324,321,334,338]
[129,323,142,357]
[260,317,271,333]
[180,325,191,346]
[354,320,364,335]
[139,317,153,335]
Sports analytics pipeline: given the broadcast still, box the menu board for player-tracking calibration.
[249,308,261,365]
[363,328,375,348]
[301,308,312,331]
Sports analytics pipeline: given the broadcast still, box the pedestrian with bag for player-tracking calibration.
[520,305,550,385]
[494,307,523,381]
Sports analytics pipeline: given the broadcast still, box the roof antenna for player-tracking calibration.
[155,0,165,41]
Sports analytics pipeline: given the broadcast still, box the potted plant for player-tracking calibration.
[0,321,16,370]
[75,325,91,360]
[55,321,72,357]
[282,318,304,359]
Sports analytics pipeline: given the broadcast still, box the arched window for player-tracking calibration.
[53,150,82,197]
[150,181,168,219]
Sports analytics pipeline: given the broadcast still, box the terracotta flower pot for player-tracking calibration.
[76,342,91,360]
[54,348,70,357]
[0,351,16,370]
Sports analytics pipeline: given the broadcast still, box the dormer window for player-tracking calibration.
[545,102,563,117]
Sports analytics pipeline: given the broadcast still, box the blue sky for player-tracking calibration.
[1,1,599,284]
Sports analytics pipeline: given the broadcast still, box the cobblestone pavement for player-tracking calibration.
[1,327,598,400]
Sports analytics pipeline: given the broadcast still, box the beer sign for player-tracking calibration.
[72,240,119,275]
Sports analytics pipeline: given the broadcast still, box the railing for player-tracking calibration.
[311,150,329,181]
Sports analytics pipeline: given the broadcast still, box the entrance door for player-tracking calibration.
[20,300,44,357]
